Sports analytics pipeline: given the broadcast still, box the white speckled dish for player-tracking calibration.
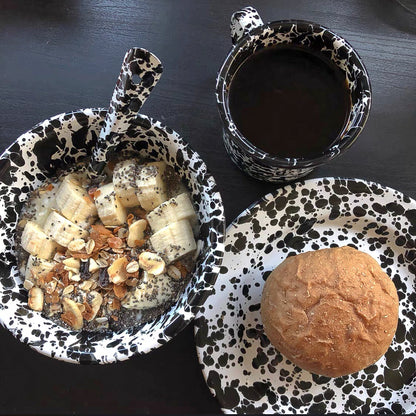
[195,177,416,414]
[0,108,225,364]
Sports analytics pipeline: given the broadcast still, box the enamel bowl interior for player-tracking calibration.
[0,108,225,364]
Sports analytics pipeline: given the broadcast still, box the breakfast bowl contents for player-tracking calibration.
[261,246,399,377]
[0,108,225,363]
[18,158,200,331]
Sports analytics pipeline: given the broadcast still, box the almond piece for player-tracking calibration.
[63,257,81,272]
[89,258,100,273]
[113,284,127,299]
[138,252,165,276]
[61,297,83,330]
[126,261,139,274]
[28,287,44,311]
[107,257,129,284]
[127,219,147,248]
[167,265,182,280]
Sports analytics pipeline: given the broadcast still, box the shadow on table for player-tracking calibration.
[368,0,416,34]
[1,0,79,24]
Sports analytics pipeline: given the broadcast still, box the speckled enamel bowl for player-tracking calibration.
[0,108,225,364]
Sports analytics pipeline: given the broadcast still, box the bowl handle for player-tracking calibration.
[231,7,264,44]
[91,48,163,171]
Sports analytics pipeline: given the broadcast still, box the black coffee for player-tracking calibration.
[228,45,351,158]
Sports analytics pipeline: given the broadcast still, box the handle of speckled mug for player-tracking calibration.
[230,7,264,44]
[90,48,163,173]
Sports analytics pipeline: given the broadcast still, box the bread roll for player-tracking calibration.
[261,246,399,377]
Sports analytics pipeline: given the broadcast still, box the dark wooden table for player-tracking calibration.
[0,1,415,414]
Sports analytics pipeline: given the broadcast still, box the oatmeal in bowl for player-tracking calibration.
[0,109,225,363]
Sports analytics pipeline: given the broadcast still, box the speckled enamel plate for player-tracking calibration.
[195,178,416,414]
[0,108,225,364]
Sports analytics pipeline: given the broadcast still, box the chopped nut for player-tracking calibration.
[113,284,127,299]
[62,284,74,295]
[69,273,81,282]
[82,302,93,321]
[89,258,100,273]
[82,291,103,321]
[61,297,83,330]
[63,258,80,273]
[68,238,86,252]
[173,261,188,278]
[107,257,129,284]
[167,265,182,280]
[28,287,44,311]
[45,280,57,294]
[127,219,147,247]
[126,261,139,274]
[79,280,93,291]
[139,252,165,276]
[24,279,34,290]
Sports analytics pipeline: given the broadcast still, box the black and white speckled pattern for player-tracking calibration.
[91,48,163,170]
[195,178,416,414]
[0,108,225,364]
[217,8,372,183]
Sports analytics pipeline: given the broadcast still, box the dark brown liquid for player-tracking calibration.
[228,46,351,158]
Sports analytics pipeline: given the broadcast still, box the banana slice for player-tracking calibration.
[25,255,55,283]
[31,183,58,226]
[149,219,197,264]
[136,161,168,211]
[113,159,141,207]
[122,273,176,310]
[21,221,57,260]
[43,211,89,247]
[146,193,198,233]
[55,174,97,226]
[95,183,127,226]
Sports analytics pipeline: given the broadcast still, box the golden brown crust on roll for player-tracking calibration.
[260,246,399,378]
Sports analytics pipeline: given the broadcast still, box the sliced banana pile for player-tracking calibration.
[19,159,199,331]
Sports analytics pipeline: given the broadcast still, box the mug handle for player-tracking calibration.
[230,7,264,44]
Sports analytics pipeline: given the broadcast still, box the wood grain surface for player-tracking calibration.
[0,0,415,414]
